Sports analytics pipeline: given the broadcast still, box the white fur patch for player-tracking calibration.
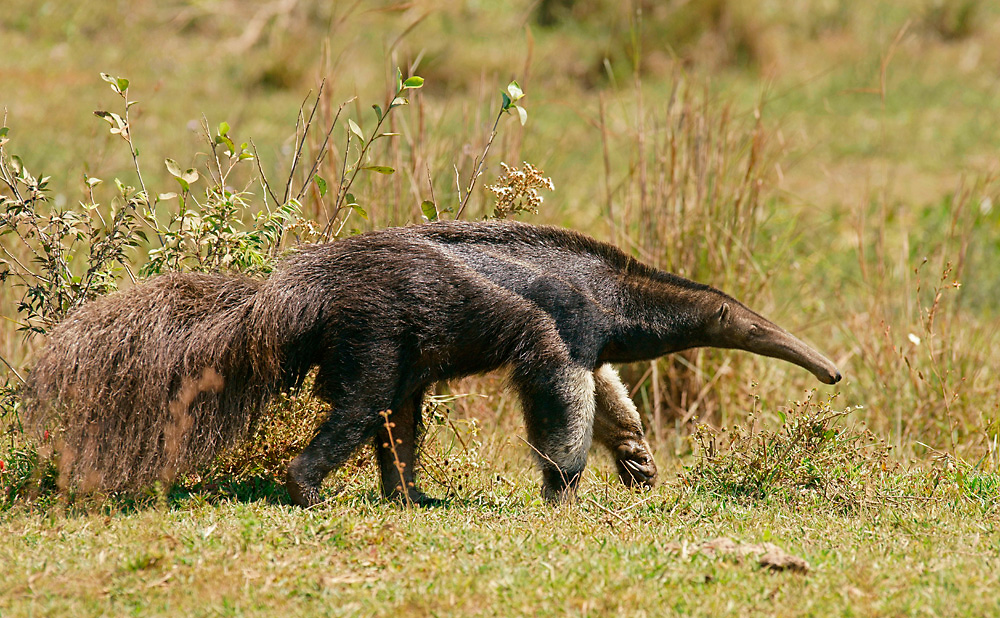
[594,365,642,432]
[547,366,596,472]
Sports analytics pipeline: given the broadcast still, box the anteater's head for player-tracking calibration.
[703,299,842,385]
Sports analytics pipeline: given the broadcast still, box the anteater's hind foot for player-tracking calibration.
[383,485,447,507]
[285,404,379,507]
[285,460,325,507]
[375,391,441,507]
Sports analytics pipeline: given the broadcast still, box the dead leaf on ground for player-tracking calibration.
[664,536,810,573]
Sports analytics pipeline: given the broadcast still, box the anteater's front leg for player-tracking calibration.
[513,362,597,503]
[593,365,657,488]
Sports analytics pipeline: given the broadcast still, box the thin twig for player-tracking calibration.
[119,87,163,246]
[0,353,25,384]
[295,99,350,203]
[322,86,407,239]
[284,82,325,204]
[586,496,632,527]
[379,410,413,507]
[455,109,504,220]
[249,138,281,207]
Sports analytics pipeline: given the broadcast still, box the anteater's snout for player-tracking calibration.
[818,368,842,385]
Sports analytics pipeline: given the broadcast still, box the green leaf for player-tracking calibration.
[94,111,126,135]
[116,77,129,93]
[362,166,395,174]
[507,80,524,101]
[346,193,358,206]
[216,134,236,155]
[421,200,438,222]
[395,67,403,93]
[501,92,511,111]
[372,104,383,122]
[351,203,369,220]
[315,175,328,197]
[164,158,183,178]
[403,75,424,89]
[0,127,8,138]
[218,121,230,136]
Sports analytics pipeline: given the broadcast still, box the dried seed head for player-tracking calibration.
[485,161,554,219]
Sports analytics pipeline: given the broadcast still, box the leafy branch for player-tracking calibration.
[94,73,162,244]
[454,81,527,220]
[320,69,424,240]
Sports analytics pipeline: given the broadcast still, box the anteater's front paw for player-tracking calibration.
[542,483,578,505]
[541,467,582,504]
[614,439,657,488]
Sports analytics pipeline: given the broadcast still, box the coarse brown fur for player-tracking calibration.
[23,220,840,504]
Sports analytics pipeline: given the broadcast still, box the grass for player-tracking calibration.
[3,0,1000,615]
[3,465,999,617]
[3,396,998,616]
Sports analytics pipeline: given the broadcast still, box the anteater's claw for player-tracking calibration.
[614,440,657,488]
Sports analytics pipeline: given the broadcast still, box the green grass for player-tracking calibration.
[3,467,999,617]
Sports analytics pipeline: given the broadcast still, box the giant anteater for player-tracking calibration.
[25,220,841,505]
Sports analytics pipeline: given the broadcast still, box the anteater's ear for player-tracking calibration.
[718,303,730,323]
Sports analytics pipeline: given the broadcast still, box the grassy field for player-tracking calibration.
[3,472,1000,617]
[3,0,1000,615]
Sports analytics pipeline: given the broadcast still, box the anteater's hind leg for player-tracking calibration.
[286,360,398,508]
[512,361,597,504]
[375,388,440,505]
[592,365,657,488]
[285,405,382,507]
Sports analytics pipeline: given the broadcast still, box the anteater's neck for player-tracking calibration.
[599,274,719,364]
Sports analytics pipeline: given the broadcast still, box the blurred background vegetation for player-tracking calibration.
[2,0,999,491]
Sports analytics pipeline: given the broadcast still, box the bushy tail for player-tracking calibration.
[23,272,289,492]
